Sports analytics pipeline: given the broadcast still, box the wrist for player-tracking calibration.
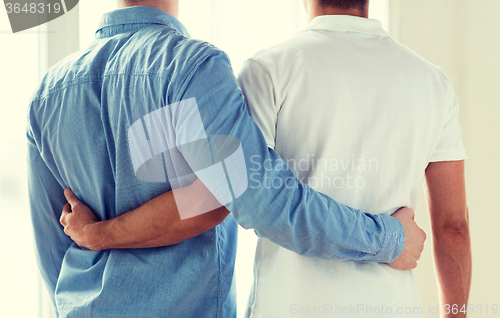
[369,214,405,263]
[86,222,106,251]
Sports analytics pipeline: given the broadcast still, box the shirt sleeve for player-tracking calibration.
[174,50,405,263]
[237,59,278,149]
[27,125,73,307]
[430,81,467,162]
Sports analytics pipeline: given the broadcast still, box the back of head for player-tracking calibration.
[318,0,368,9]
[117,0,178,17]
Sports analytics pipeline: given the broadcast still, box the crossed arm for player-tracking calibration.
[60,179,229,251]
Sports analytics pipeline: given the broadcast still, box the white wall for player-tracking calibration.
[392,0,500,316]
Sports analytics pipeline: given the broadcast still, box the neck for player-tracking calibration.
[307,3,368,22]
[117,0,179,18]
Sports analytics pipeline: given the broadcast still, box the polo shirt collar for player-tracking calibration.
[96,6,190,39]
[305,15,390,37]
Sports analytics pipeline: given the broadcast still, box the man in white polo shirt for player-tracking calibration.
[237,0,471,317]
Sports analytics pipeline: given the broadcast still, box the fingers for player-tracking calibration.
[388,207,425,271]
[62,202,72,214]
[60,203,71,227]
[409,209,415,220]
[419,229,427,253]
[387,258,417,271]
[64,188,80,208]
[394,207,415,220]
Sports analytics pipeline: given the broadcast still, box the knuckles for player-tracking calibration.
[420,230,427,241]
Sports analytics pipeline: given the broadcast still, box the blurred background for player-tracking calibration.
[0,0,498,317]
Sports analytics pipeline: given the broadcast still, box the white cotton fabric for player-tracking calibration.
[238,15,466,318]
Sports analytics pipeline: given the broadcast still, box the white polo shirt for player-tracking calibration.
[237,15,466,318]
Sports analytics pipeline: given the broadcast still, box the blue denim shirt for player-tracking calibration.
[27,6,405,317]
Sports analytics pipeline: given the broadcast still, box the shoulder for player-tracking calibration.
[153,27,230,66]
[246,34,307,72]
[239,34,310,89]
[130,26,233,89]
[31,26,231,103]
[389,39,454,88]
[29,48,87,104]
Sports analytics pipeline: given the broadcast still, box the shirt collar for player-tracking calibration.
[96,6,190,39]
[304,15,390,37]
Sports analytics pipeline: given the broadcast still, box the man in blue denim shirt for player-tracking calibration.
[28,1,424,317]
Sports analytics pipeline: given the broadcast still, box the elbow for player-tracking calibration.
[200,207,231,231]
[434,206,470,238]
[213,207,231,226]
[449,221,470,237]
[435,219,470,238]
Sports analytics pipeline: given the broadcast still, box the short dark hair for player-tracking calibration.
[318,0,368,9]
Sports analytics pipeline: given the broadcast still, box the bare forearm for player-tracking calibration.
[88,190,229,251]
[432,222,471,317]
[425,161,471,317]
[89,191,174,250]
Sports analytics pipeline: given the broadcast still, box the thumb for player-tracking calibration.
[60,203,71,226]
[64,188,80,208]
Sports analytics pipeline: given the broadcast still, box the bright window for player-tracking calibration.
[0,7,43,318]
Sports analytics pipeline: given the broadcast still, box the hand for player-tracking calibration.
[387,208,426,271]
[60,188,101,251]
